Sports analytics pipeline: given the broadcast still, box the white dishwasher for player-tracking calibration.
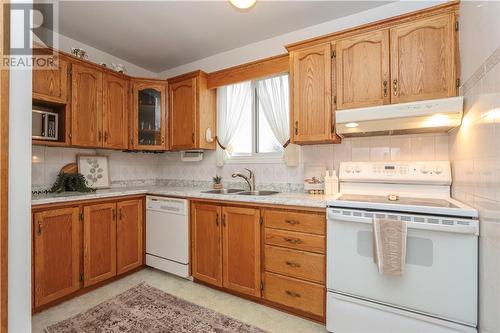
[146,196,189,278]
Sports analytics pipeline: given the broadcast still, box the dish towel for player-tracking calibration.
[372,217,408,276]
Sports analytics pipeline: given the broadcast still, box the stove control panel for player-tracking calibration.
[339,161,451,185]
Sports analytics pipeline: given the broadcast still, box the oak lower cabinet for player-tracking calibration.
[222,206,261,297]
[32,196,144,311]
[33,207,80,308]
[191,201,326,322]
[191,203,261,297]
[83,203,117,287]
[262,208,326,321]
[116,199,144,274]
[191,203,223,286]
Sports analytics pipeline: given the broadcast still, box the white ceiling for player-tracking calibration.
[57,1,391,72]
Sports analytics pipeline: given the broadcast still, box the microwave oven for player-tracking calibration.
[32,109,58,141]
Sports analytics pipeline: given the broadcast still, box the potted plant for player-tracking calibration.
[212,175,223,189]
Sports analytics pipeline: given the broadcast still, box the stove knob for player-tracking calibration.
[434,166,443,175]
[345,166,353,173]
[354,166,362,174]
[420,166,429,174]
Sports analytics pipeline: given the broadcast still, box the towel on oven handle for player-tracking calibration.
[372,217,407,276]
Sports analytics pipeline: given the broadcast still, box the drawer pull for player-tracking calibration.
[285,290,301,298]
[283,237,302,244]
[285,261,301,268]
[285,219,299,225]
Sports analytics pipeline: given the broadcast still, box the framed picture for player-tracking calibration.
[77,155,111,189]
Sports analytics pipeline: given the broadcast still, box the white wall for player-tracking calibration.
[9,2,33,331]
[55,32,158,78]
[160,1,444,78]
[449,2,500,333]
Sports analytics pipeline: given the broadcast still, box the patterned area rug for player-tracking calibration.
[46,283,267,333]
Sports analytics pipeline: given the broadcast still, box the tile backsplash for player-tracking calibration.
[32,132,449,191]
[449,2,500,333]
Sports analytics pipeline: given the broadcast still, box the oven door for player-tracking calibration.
[327,208,478,326]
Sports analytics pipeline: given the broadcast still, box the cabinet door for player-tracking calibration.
[116,199,143,275]
[291,43,333,143]
[222,206,261,297]
[32,51,69,103]
[132,81,167,150]
[191,203,222,287]
[71,63,103,147]
[33,207,80,307]
[83,203,116,287]
[169,77,197,150]
[390,13,456,104]
[103,73,129,149]
[336,30,390,109]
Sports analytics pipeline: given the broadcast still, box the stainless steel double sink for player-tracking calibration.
[202,189,279,196]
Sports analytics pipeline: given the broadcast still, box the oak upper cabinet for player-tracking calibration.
[131,80,167,150]
[222,206,261,297]
[290,43,335,144]
[116,199,143,275]
[71,63,103,147]
[102,72,129,149]
[33,50,69,104]
[33,207,80,308]
[390,13,457,104]
[83,202,117,287]
[336,30,390,109]
[168,71,216,151]
[191,203,223,287]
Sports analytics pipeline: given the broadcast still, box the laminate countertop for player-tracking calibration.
[32,186,339,209]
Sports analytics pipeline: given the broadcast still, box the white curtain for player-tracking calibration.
[216,81,251,166]
[256,75,300,166]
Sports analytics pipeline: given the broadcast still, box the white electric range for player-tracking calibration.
[326,161,479,333]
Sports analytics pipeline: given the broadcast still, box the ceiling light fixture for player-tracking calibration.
[229,0,257,9]
[345,122,359,128]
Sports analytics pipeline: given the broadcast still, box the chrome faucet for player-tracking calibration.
[232,168,255,191]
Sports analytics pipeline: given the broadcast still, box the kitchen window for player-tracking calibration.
[216,74,290,164]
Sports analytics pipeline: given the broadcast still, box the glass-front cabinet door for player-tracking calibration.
[131,80,167,150]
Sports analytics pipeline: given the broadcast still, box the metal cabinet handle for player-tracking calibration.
[37,222,42,235]
[112,209,116,220]
[216,213,219,226]
[285,290,301,298]
[283,237,302,244]
[104,131,108,142]
[285,219,299,225]
[98,131,103,142]
[294,121,298,135]
[393,79,398,96]
[383,80,388,97]
[285,261,301,268]
[222,213,226,227]
[192,133,195,144]
[161,136,165,145]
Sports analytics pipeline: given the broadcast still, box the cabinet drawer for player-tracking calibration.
[264,228,325,254]
[264,245,325,284]
[264,272,325,317]
[263,209,325,235]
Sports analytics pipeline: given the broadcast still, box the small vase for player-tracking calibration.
[213,183,223,190]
